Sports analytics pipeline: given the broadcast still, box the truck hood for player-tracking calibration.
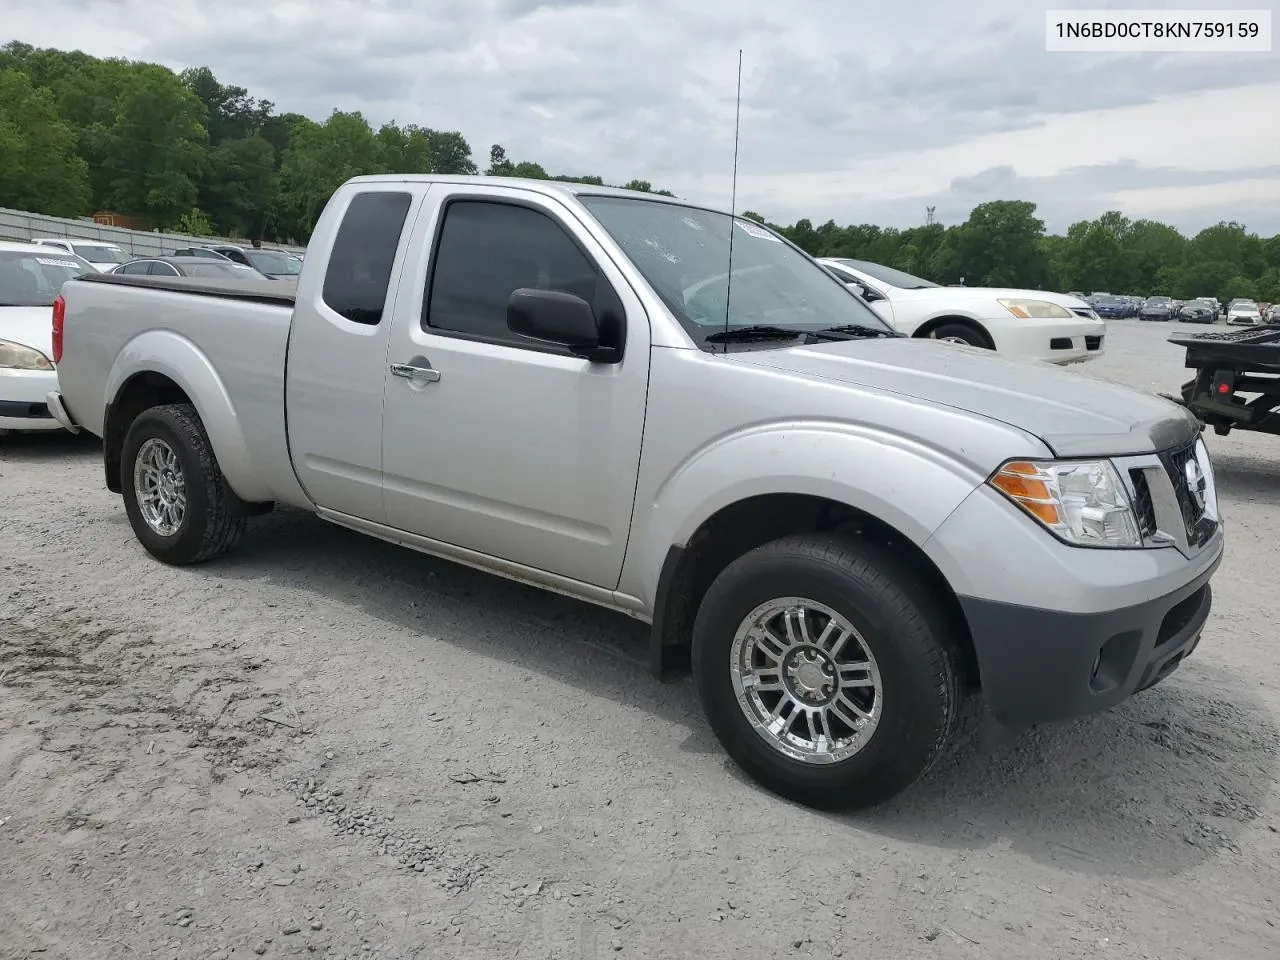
[0,305,53,357]
[733,337,1197,457]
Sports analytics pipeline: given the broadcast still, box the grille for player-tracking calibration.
[1129,470,1157,538]
[1050,337,1073,350]
[1085,335,1103,350]
[1159,442,1216,548]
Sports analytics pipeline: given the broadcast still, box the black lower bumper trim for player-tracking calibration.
[959,553,1220,728]
[0,400,53,419]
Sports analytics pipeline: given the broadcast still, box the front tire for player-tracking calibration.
[929,323,989,348]
[692,534,964,810]
[121,403,246,565]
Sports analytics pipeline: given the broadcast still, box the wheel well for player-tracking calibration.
[650,494,978,689]
[103,373,192,493]
[913,315,995,349]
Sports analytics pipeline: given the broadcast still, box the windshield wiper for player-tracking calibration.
[809,324,902,340]
[704,325,804,343]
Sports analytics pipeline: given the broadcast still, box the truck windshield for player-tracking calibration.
[0,251,92,307]
[579,196,893,346]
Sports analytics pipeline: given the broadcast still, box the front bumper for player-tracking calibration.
[923,481,1224,729]
[959,555,1217,728]
[0,369,63,432]
[990,319,1106,364]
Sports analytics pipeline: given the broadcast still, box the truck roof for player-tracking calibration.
[343,174,698,208]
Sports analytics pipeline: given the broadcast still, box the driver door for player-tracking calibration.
[378,187,652,589]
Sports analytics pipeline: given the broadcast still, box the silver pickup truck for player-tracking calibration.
[48,176,1223,809]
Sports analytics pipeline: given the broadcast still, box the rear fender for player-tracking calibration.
[105,330,271,502]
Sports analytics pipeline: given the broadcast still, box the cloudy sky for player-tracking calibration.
[5,0,1280,234]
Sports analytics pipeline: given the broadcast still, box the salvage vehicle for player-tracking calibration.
[31,237,129,272]
[1177,299,1217,324]
[1226,300,1263,326]
[48,176,1223,809]
[817,257,1105,363]
[1139,296,1175,322]
[1168,324,1280,438]
[1091,295,1132,320]
[0,241,94,434]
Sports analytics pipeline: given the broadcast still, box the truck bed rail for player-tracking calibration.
[75,271,297,307]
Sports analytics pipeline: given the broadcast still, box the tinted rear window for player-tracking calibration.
[322,192,414,325]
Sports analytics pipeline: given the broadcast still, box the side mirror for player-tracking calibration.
[506,288,619,362]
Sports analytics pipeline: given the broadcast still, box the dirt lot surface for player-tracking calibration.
[2,320,1278,960]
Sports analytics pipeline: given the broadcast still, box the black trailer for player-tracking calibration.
[1167,324,1280,437]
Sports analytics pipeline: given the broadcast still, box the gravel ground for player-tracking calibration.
[2,319,1278,960]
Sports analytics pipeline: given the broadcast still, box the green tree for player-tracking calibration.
[276,110,384,236]
[1123,219,1186,293]
[1254,268,1280,303]
[203,135,277,237]
[180,66,271,145]
[1056,218,1127,293]
[953,200,1049,288]
[0,67,91,215]
[171,207,213,236]
[375,123,476,175]
[96,65,208,227]
[1222,276,1258,301]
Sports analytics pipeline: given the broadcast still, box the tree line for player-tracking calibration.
[1,41,1277,303]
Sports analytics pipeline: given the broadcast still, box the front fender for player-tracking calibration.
[621,421,986,610]
[105,330,272,502]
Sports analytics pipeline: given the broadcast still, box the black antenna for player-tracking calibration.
[722,48,743,355]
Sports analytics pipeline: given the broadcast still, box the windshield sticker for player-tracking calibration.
[735,220,781,242]
[36,258,81,269]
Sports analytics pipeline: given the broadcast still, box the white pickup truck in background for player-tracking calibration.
[48,176,1222,809]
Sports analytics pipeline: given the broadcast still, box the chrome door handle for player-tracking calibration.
[390,362,441,382]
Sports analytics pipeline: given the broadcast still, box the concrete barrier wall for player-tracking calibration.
[0,206,306,258]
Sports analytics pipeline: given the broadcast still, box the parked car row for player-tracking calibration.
[1070,290,1280,326]
[17,236,303,280]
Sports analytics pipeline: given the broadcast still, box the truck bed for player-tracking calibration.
[56,269,304,506]
[77,271,298,305]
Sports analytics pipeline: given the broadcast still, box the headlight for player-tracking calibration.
[989,459,1141,548]
[998,299,1074,320]
[0,339,54,371]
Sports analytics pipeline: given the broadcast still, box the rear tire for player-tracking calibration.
[691,534,964,810]
[120,403,246,565]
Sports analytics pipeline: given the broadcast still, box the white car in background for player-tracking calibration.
[817,258,1106,364]
[0,241,94,434]
[1226,299,1262,325]
[31,237,130,273]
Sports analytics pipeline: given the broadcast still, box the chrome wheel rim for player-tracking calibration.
[938,335,970,345]
[133,438,186,537]
[730,597,883,765]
